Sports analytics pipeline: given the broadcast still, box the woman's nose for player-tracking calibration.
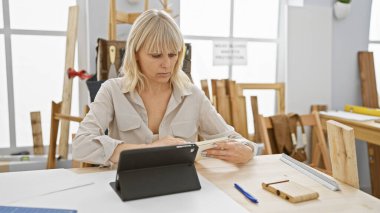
[161,56,170,68]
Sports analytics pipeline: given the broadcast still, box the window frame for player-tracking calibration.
[181,0,284,134]
[181,0,282,79]
[0,0,70,154]
[368,0,380,95]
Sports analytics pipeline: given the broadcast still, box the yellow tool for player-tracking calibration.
[344,104,380,117]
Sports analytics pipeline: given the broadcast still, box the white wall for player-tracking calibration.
[288,0,373,193]
[287,5,332,114]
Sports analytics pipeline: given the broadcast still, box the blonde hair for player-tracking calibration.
[121,9,191,92]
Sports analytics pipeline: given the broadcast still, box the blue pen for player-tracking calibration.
[234,183,259,204]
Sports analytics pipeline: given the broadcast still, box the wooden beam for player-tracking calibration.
[358,51,380,198]
[30,111,44,155]
[47,101,62,169]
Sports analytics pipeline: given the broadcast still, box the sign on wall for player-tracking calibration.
[213,40,247,66]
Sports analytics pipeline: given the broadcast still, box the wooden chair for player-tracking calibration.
[258,112,332,174]
[326,120,359,188]
[47,102,89,169]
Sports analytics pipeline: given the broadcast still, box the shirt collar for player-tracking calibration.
[121,77,193,102]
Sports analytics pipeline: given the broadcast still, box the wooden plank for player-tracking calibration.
[200,80,210,100]
[326,120,359,188]
[58,6,79,159]
[310,105,328,168]
[237,83,284,90]
[258,115,273,154]
[251,96,261,141]
[234,96,248,138]
[358,52,378,108]
[116,11,140,25]
[47,101,62,169]
[278,82,285,114]
[216,95,232,125]
[358,51,380,198]
[30,111,44,155]
[54,113,83,123]
[312,112,332,173]
[108,0,116,40]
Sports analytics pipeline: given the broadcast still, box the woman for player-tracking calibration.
[73,9,257,166]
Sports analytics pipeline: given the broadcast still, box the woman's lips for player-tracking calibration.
[157,72,171,77]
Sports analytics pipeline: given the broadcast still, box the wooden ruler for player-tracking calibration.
[57,6,79,159]
[280,154,340,191]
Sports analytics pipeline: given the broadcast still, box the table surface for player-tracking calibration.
[71,154,380,212]
[320,113,380,146]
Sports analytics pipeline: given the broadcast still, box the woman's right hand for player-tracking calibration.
[150,136,188,147]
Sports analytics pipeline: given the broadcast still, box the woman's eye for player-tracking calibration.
[151,54,161,58]
[168,53,177,58]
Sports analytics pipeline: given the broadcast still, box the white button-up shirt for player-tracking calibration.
[73,77,256,165]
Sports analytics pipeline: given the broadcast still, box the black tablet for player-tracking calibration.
[110,144,201,201]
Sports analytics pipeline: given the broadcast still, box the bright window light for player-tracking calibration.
[12,35,78,147]
[234,0,279,39]
[0,35,10,148]
[180,0,231,37]
[9,0,76,31]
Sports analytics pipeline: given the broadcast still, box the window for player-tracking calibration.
[369,0,380,94]
[0,0,3,28]
[0,35,10,148]
[180,0,281,134]
[1,0,78,152]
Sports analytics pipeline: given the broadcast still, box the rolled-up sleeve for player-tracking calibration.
[72,82,121,165]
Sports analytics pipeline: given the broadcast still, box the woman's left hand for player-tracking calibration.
[204,141,253,164]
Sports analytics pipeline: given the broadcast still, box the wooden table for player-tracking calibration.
[72,155,380,212]
[320,114,380,146]
[194,155,380,212]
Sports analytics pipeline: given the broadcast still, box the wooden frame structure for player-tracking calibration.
[108,0,173,40]
[47,101,88,169]
[258,112,332,174]
[200,79,285,141]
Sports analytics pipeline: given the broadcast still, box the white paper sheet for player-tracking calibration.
[320,111,380,121]
[10,171,249,213]
[0,169,93,204]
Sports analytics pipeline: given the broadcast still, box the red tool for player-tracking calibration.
[67,68,92,80]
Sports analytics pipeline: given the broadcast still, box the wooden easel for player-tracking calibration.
[46,5,80,169]
[108,0,174,40]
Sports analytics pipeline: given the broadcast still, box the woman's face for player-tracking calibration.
[136,47,179,84]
